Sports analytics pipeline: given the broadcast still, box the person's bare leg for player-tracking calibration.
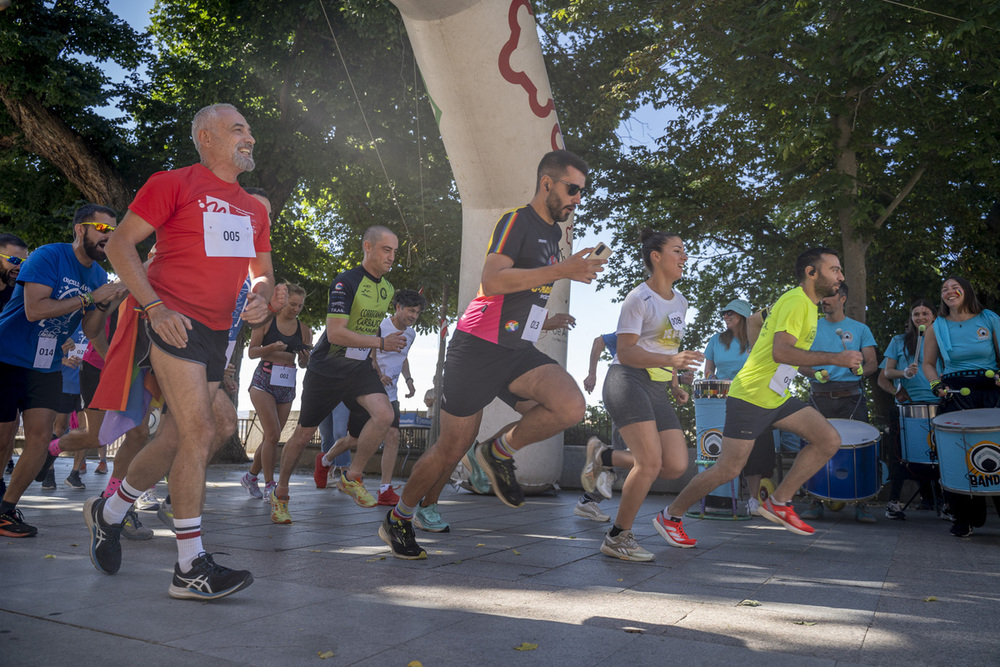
[770,408,840,504]
[3,407,58,505]
[504,365,585,450]
[380,427,400,486]
[614,424,687,530]
[275,423,319,496]
[54,408,105,452]
[666,437,754,517]
[248,387,278,477]
[400,411,482,508]
[263,401,292,484]
[347,393,394,480]
[109,420,151,481]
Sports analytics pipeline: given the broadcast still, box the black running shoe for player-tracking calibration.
[950,522,973,537]
[83,496,123,574]
[378,510,427,560]
[34,450,57,483]
[5,458,13,473]
[0,508,38,538]
[475,441,524,508]
[168,552,254,600]
[41,468,56,490]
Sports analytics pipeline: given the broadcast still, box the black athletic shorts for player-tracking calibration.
[347,399,400,438]
[723,395,808,440]
[297,359,386,428]
[440,331,557,418]
[57,392,83,415]
[0,361,64,420]
[140,317,228,383]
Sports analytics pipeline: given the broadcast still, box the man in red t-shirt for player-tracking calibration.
[86,104,280,600]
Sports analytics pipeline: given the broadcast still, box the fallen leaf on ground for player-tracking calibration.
[623,627,645,633]
[793,621,817,626]
[738,599,761,607]
[476,543,485,547]
[924,596,938,602]
[309,550,321,553]
[43,554,56,559]
[366,556,386,562]
[317,650,335,659]
[407,662,423,667]
[512,549,521,555]
[514,642,538,651]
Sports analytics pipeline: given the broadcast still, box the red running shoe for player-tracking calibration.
[758,498,815,535]
[653,512,697,548]
[313,451,330,489]
[377,486,400,506]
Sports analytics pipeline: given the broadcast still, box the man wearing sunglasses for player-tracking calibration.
[0,233,29,313]
[83,103,278,601]
[379,149,607,559]
[0,206,124,538]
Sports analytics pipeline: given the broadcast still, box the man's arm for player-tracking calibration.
[583,335,606,393]
[774,331,862,369]
[326,316,406,352]
[402,358,415,398]
[861,345,878,377]
[479,247,604,296]
[241,253,280,326]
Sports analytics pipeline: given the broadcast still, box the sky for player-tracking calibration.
[101,0,705,416]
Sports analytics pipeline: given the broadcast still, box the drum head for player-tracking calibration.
[828,419,881,447]
[933,408,1000,431]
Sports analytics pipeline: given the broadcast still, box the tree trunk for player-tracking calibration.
[0,85,132,211]
[833,110,870,323]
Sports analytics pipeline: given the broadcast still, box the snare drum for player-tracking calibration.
[931,408,1000,496]
[693,379,731,400]
[898,403,938,465]
[805,419,881,501]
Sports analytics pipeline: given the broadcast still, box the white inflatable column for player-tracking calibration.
[391,0,572,491]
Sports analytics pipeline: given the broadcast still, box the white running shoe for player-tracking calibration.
[581,436,609,494]
[573,498,610,522]
[746,498,761,516]
[600,530,654,562]
[135,489,160,511]
[595,470,614,500]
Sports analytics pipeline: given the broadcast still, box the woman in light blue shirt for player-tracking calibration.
[703,299,751,380]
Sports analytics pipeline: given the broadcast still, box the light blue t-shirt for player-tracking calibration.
[61,326,89,395]
[939,312,999,374]
[881,333,938,403]
[809,316,877,383]
[0,243,108,373]
[704,331,749,380]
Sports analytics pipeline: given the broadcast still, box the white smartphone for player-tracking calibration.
[588,242,612,260]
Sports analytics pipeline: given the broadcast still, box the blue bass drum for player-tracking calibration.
[932,408,1000,496]
[805,419,881,501]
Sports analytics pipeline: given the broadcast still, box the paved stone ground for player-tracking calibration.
[3,459,999,666]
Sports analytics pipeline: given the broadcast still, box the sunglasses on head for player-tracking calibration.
[0,252,25,266]
[555,178,586,197]
[81,222,115,233]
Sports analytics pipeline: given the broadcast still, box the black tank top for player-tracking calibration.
[261,317,304,352]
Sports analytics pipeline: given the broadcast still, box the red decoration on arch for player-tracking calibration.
[498,0,555,119]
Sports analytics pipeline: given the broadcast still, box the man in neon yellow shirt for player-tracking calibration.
[656,248,863,546]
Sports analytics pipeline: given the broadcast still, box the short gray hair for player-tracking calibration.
[191,103,238,159]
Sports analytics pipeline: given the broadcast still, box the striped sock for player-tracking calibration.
[103,479,141,524]
[391,500,416,522]
[490,433,516,460]
[102,476,123,499]
[174,516,204,572]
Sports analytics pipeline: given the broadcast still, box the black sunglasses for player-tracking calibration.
[555,178,586,197]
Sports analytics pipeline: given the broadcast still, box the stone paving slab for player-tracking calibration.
[3,460,1000,666]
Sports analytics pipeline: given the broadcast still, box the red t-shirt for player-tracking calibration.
[129,164,271,330]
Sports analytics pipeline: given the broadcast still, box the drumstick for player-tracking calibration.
[835,327,863,376]
[944,387,971,396]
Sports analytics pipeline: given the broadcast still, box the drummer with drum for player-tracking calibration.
[797,282,880,523]
[878,299,941,519]
[703,299,776,515]
[922,276,1000,537]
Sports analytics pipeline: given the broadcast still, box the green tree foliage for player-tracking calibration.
[1,0,461,329]
[539,0,1000,355]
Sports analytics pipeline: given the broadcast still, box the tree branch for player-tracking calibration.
[873,164,926,229]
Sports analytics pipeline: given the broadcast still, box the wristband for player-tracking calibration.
[405,377,413,382]
[379,336,384,351]
[83,292,94,306]
[77,295,88,311]
[267,301,280,313]
[95,302,109,312]
[143,299,164,313]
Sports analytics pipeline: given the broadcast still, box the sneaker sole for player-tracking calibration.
[600,543,654,562]
[168,575,253,600]
[758,505,814,536]
[413,517,450,533]
[581,437,602,493]
[474,445,524,509]
[652,518,697,548]
[83,497,119,575]
[378,523,427,560]
[63,482,86,490]
[573,506,610,522]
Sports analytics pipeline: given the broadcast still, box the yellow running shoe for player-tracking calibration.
[337,473,376,508]
[269,489,292,524]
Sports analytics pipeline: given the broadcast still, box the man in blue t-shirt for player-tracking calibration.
[0,205,124,538]
[797,282,879,523]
